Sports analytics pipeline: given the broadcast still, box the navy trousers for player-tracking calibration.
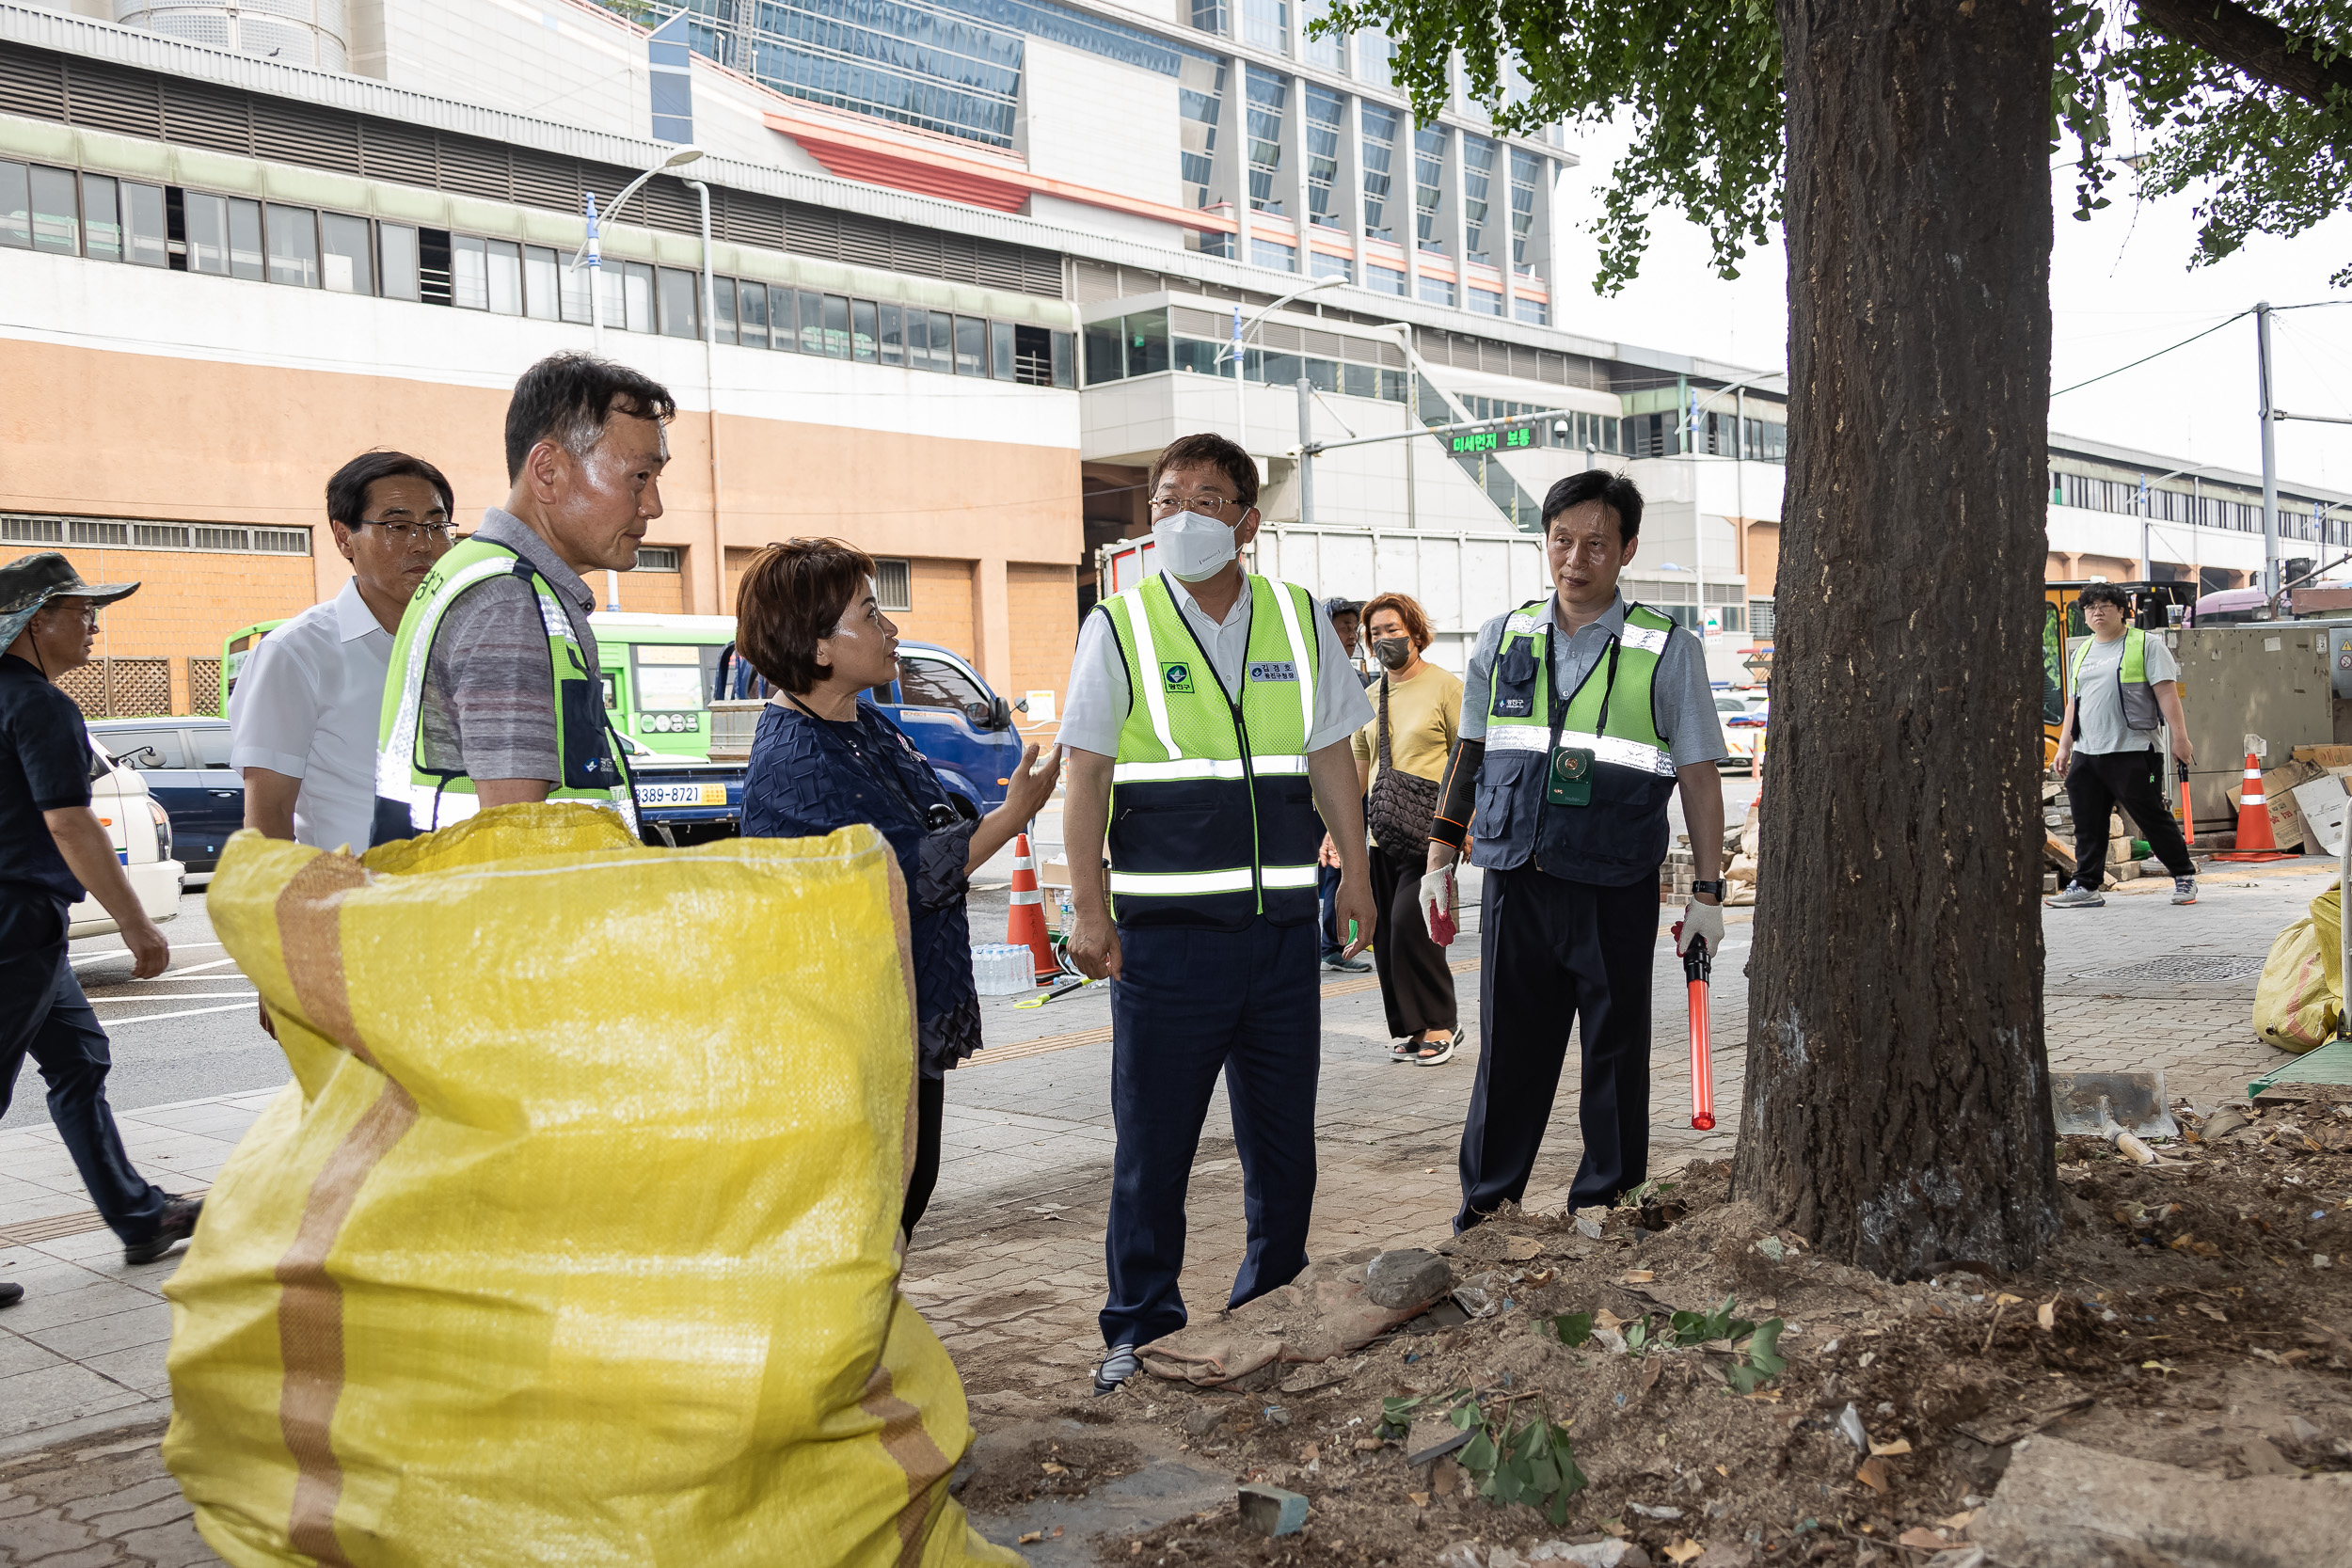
[1100,916,1320,1351]
[1316,863,1344,958]
[0,894,168,1244]
[1456,866,1659,1229]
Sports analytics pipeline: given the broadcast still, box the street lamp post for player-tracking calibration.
[1221,275,1347,482]
[565,143,704,608]
[683,177,723,619]
[1679,369,1784,641]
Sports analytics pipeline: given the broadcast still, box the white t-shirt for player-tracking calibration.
[229,578,395,854]
[2074,631,2179,755]
[1057,570,1375,758]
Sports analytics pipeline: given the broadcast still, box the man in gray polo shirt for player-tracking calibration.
[374,354,675,840]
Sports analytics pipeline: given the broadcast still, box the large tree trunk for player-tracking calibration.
[1734,0,2060,1276]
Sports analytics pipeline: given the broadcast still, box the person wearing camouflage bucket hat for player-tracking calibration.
[0,552,201,1310]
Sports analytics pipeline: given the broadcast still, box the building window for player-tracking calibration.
[1419,274,1454,307]
[1085,318,1124,385]
[321,212,373,294]
[523,244,561,321]
[1468,285,1502,316]
[1367,261,1405,295]
[1360,103,1397,241]
[486,239,524,315]
[853,298,880,361]
[621,261,655,332]
[955,314,989,375]
[1247,66,1288,214]
[1124,309,1171,376]
[265,204,319,288]
[380,223,420,301]
[1302,0,1344,71]
[1304,84,1343,228]
[183,192,262,279]
[25,164,77,254]
[451,233,488,309]
[636,546,682,572]
[1190,0,1228,33]
[992,319,1016,379]
[1750,599,1776,640]
[123,182,167,268]
[1509,147,1543,271]
[1513,295,1548,326]
[1251,237,1298,273]
[1310,250,1352,282]
[1180,55,1227,214]
[1414,124,1446,250]
[79,173,118,261]
[712,276,738,343]
[739,279,770,348]
[658,267,700,339]
[1243,0,1288,53]
[1357,27,1393,88]
[1461,134,1497,264]
[874,557,914,611]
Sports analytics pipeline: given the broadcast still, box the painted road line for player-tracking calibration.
[90,991,256,1002]
[101,1004,260,1026]
[132,957,244,979]
[72,941,227,965]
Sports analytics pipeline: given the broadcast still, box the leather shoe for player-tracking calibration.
[0,1280,22,1308]
[124,1196,203,1265]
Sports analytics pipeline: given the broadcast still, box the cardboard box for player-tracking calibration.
[2291,775,2352,858]
[2229,759,2322,850]
[2293,745,2352,768]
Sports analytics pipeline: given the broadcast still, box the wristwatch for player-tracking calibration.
[1692,879,1728,899]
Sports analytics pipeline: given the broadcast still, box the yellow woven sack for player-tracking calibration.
[2253,899,2338,1055]
[165,804,1022,1568]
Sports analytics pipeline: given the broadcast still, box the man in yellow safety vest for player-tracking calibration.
[1058,432,1376,1395]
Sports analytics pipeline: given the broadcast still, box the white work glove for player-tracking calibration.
[1420,865,1458,945]
[1676,897,1724,958]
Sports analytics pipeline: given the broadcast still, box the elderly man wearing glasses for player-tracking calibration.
[1059,432,1376,1396]
[231,451,456,856]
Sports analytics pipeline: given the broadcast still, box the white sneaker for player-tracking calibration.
[2045,884,2105,909]
[2171,877,2197,906]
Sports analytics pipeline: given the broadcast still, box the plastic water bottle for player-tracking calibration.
[973,942,1032,997]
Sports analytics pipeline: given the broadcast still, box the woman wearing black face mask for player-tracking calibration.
[1350,594,1465,1065]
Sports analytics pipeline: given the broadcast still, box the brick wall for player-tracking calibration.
[32,545,322,714]
[1007,562,1078,743]
[616,562,687,614]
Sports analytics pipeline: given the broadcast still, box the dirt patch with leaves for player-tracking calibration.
[950,1103,2352,1566]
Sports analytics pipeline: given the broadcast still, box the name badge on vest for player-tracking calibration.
[1548,745,1596,807]
[1494,692,1534,719]
[1248,660,1299,683]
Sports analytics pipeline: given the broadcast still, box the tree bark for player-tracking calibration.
[1734,0,2061,1277]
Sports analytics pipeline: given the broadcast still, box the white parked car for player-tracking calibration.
[67,732,185,939]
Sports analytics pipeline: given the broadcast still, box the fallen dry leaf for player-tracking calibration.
[1596,1308,1630,1331]
[1041,1462,1069,1475]
[1898,1528,1948,1551]
[1298,1443,1319,1464]
[1052,1528,1065,1540]
[1938,1510,1976,1531]
[1353,1437,1384,1452]
[1716,1465,1730,1478]
[1019,1532,1042,1545]
[1624,1270,1658,1284]
[2199,1305,2228,1323]
[1994,1292,2023,1306]
[1868,1437,1913,1456]
[1855,1456,1892,1494]
[1408,1492,1430,1508]
[1499,1235,1545,1260]
[1662,1539,1705,1565]
[1744,1388,1785,1402]
[2036,1301,2057,1331]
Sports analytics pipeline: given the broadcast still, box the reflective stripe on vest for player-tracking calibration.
[1482,599,1676,778]
[376,538,636,836]
[1100,572,1323,927]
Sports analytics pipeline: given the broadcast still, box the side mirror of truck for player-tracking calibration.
[985,696,1013,730]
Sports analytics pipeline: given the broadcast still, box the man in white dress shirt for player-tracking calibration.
[230,451,455,855]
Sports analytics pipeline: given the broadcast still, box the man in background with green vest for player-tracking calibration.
[1422,471,1727,1230]
[2049,582,2197,908]
[1059,432,1375,1395]
[373,355,675,844]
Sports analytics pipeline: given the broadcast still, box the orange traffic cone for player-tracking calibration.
[1008,832,1058,982]
[2215,752,2293,862]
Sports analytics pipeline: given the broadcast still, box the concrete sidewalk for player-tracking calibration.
[0,863,2319,1563]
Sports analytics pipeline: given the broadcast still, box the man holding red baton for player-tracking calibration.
[1418,471,1728,1229]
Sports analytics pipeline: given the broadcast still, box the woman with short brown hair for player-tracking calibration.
[1352,592,1464,1064]
[737,538,1061,1237]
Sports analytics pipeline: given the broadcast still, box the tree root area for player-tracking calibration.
[957,1111,2352,1565]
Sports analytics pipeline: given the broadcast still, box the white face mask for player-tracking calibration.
[1152,510,1240,582]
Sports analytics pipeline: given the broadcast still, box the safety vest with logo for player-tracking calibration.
[1470,599,1680,887]
[2068,626,2163,736]
[373,536,635,843]
[1098,571,1324,930]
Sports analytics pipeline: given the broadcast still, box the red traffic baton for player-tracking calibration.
[1671,922,1716,1131]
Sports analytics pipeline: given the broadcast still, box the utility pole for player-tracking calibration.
[1296,377,1316,527]
[2258,300,2280,602]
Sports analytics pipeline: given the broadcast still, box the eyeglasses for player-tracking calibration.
[1150,493,1247,516]
[47,603,100,626]
[363,521,456,544]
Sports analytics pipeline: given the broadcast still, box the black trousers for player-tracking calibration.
[1456,865,1659,1229]
[2065,749,2194,889]
[0,893,167,1244]
[902,1072,945,1238]
[1369,841,1458,1038]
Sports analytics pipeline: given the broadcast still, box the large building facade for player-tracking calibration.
[3,0,2345,723]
